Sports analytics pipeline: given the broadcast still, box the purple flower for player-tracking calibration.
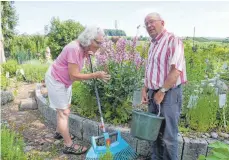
[96,54,107,66]
[134,52,143,69]
[94,36,145,69]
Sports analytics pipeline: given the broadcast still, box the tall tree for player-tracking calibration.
[0,4,5,63]
[46,17,84,59]
[1,1,18,59]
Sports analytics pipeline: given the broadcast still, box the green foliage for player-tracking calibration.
[186,86,219,132]
[138,35,149,41]
[184,44,207,82]
[90,62,143,124]
[0,74,8,90]
[136,41,150,59]
[71,37,145,125]
[104,29,126,36]
[185,37,226,43]
[1,1,18,58]
[198,141,229,160]
[223,37,229,43]
[1,126,27,160]
[181,82,229,132]
[99,148,113,160]
[9,34,48,62]
[46,17,84,59]
[183,40,229,82]
[72,77,134,124]
[19,60,49,83]
[71,81,98,119]
[217,94,229,131]
[220,72,229,81]
[1,59,19,76]
[1,125,50,160]
[180,41,229,132]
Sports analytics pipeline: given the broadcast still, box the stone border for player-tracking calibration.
[35,85,216,160]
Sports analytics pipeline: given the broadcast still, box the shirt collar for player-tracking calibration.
[151,29,167,43]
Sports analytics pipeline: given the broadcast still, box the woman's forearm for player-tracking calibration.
[70,72,97,81]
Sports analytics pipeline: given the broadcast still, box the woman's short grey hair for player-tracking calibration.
[78,26,105,47]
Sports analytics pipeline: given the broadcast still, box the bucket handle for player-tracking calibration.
[147,97,161,117]
[157,104,161,117]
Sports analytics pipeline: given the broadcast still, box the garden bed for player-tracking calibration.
[36,83,229,160]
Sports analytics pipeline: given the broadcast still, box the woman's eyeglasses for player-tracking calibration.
[94,39,103,46]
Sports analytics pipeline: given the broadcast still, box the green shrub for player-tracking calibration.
[1,59,19,76]
[1,126,50,160]
[19,61,49,83]
[71,81,98,119]
[71,38,145,125]
[1,126,27,160]
[186,86,219,132]
[1,75,8,90]
[198,141,229,160]
[71,64,136,125]
[80,62,142,125]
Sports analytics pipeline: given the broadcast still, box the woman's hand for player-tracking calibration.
[94,71,111,82]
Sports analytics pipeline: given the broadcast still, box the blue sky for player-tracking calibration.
[14,1,229,38]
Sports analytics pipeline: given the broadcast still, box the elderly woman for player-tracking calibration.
[45,26,110,155]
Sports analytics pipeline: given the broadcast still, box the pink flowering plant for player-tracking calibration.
[80,37,148,124]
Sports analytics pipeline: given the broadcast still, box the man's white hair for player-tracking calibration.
[78,26,105,47]
[145,12,164,21]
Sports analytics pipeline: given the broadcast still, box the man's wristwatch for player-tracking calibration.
[159,87,169,93]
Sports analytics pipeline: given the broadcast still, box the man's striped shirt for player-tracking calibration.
[144,29,187,90]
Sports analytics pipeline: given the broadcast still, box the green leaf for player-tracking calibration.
[212,151,229,159]
[198,155,206,160]
[209,142,229,150]
[105,111,112,119]
[205,155,223,160]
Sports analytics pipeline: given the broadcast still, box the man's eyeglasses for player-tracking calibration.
[145,20,161,27]
[94,39,103,46]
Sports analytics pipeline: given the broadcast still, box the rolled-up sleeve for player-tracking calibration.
[169,37,184,71]
[66,46,80,65]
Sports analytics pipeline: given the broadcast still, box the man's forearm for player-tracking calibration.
[162,67,181,89]
[142,85,148,92]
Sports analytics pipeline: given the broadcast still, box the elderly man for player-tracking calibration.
[141,13,187,160]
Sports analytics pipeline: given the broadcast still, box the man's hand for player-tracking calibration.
[154,90,165,104]
[141,87,148,104]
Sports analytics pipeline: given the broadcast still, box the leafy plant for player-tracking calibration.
[1,74,8,90]
[186,86,219,132]
[99,147,113,160]
[9,34,48,62]
[1,59,19,76]
[84,37,145,124]
[71,81,98,119]
[18,60,49,83]
[1,125,27,160]
[198,141,229,160]
[71,37,146,124]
